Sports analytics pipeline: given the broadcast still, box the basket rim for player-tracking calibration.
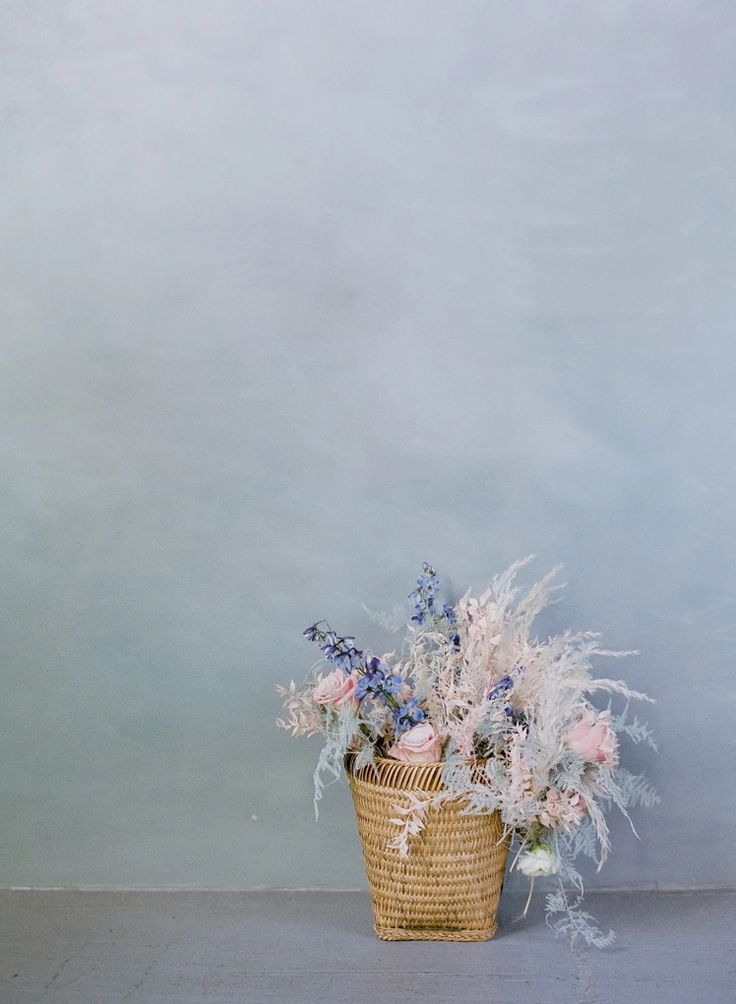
[344,751,488,791]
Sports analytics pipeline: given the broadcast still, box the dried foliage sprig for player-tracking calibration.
[387,790,460,858]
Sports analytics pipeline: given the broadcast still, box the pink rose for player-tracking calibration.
[567,710,618,767]
[312,669,358,708]
[387,722,443,764]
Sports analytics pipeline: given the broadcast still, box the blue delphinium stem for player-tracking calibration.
[408,562,440,625]
[302,621,402,711]
[408,562,456,626]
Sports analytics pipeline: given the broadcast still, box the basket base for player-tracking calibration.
[374,922,498,942]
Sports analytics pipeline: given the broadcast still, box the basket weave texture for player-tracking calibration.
[346,754,509,941]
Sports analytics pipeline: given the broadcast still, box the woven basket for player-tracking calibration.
[346,754,509,941]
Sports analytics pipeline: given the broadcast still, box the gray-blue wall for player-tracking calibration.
[2,1,734,890]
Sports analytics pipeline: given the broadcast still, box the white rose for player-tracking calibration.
[516,844,556,877]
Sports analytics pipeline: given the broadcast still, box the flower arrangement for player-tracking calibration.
[277,559,658,947]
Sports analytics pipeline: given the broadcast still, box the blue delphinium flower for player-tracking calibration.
[393,697,426,734]
[505,705,527,728]
[304,623,367,679]
[332,651,352,673]
[354,654,403,702]
[408,589,426,625]
[489,675,513,701]
[303,622,323,642]
[354,661,384,700]
[320,631,338,660]
[354,677,372,700]
[382,673,404,697]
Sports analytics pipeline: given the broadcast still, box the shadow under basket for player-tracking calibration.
[346,754,509,942]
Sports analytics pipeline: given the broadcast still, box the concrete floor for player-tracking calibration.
[0,889,733,1003]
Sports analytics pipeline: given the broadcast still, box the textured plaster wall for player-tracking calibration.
[1,1,735,889]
